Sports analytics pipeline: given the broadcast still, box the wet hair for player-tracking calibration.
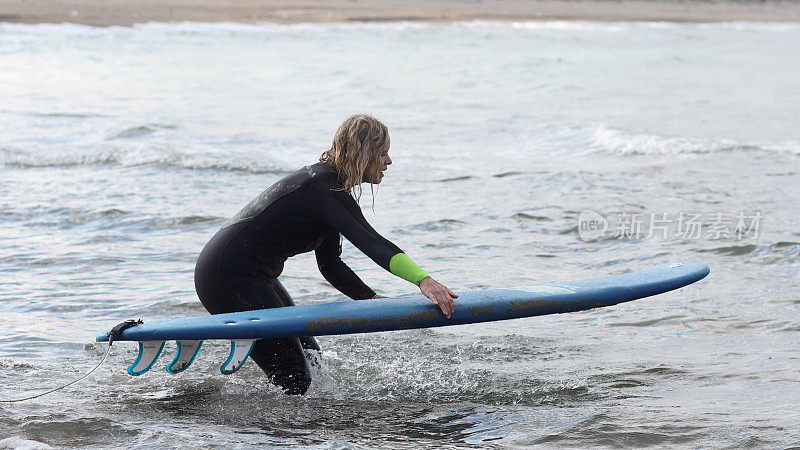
[320,114,388,203]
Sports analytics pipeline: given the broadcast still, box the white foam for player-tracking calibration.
[0,21,130,36]
[697,21,800,32]
[0,437,54,450]
[0,19,437,38]
[0,143,299,173]
[586,124,800,156]
[5,19,795,38]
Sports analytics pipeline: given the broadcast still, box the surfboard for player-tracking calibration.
[97,263,709,376]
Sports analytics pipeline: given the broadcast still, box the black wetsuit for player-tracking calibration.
[194,161,406,395]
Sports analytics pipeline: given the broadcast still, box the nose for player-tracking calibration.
[386,156,392,166]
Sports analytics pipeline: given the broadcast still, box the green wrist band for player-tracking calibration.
[389,253,430,285]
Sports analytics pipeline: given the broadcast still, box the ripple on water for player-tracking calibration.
[403,219,468,232]
[107,123,177,140]
[588,365,691,390]
[524,413,714,447]
[693,241,799,264]
[436,175,473,182]
[604,314,689,328]
[492,171,524,178]
[18,417,139,447]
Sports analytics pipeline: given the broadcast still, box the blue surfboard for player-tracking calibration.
[97,263,709,376]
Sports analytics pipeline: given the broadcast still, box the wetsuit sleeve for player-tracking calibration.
[388,252,430,286]
[314,190,430,285]
[315,231,377,300]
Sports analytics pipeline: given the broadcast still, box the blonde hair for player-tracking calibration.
[320,114,389,203]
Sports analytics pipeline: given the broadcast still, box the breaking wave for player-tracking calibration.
[0,142,299,174]
[585,124,800,156]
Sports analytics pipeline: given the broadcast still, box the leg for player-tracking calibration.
[198,272,313,395]
[248,338,312,395]
[271,280,321,352]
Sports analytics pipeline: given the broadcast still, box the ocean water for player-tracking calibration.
[0,20,799,448]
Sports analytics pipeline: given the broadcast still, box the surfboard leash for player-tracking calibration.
[0,319,142,403]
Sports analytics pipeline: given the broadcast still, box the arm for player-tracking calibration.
[315,231,376,300]
[316,191,458,316]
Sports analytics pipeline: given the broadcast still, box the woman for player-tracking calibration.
[194,114,458,395]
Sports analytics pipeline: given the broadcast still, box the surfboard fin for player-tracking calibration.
[220,339,256,375]
[166,340,203,374]
[127,340,165,376]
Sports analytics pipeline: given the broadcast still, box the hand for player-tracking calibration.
[419,277,458,318]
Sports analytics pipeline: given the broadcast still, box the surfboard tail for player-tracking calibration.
[124,339,255,376]
[127,341,165,376]
[166,340,203,374]
[220,339,256,375]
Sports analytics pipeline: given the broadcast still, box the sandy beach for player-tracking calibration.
[1,0,799,26]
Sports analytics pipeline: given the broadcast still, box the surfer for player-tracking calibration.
[194,114,458,395]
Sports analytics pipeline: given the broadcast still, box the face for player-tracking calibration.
[366,136,392,184]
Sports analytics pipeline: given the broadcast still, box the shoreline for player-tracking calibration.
[1,0,800,27]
